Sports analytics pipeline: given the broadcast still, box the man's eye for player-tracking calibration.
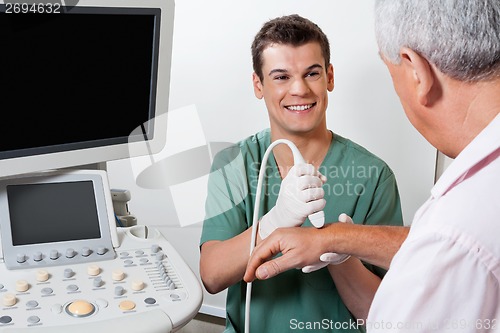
[306,71,321,79]
[273,75,289,81]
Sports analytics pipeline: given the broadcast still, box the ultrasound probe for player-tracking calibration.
[244,139,325,333]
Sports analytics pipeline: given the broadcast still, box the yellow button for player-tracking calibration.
[36,270,49,282]
[3,294,17,307]
[112,269,125,281]
[67,300,95,317]
[131,280,145,291]
[15,280,29,292]
[119,300,136,311]
[87,265,101,276]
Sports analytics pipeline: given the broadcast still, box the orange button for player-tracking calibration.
[67,300,95,317]
[119,300,136,311]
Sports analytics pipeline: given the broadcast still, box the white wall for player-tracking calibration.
[107,0,437,317]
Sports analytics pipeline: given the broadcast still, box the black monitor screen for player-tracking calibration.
[7,181,102,245]
[0,6,160,159]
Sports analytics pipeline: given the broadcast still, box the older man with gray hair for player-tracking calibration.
[245,0,500,331]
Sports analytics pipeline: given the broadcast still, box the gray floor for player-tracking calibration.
[178,313,225,333]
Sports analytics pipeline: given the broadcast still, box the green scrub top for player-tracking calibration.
[201,129,403,333]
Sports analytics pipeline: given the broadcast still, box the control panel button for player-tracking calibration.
[66,284,79,292]
[168,281,176,290]
[114,286,124,296]
[66,248,76,258]
[144,297,156,305]
[41,287,53,295]
[36,269,49,282]
[131,280,145,291]
[81,247,92,257]
[66,300,95,318]
[119,300,136,311]
[151,244,161,253]
[16,280,29,292]
[16,253,27,263]
[96,247,107,255]
[26,300,39,308]
[0,316,12,324]
[112,269,125,281]
[33,251,43,262]
[166,291,187,301]
[87,265,101,276]
[93,277,103,288]
[3,294,17,307]
[27,316,40,324]
[50,250,59,260]
[51,304,63,314]
[95,298,108,309]
[64,268,74,279]
[155,251,165,261]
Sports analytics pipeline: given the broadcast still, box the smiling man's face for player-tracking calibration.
[253,42,334,138]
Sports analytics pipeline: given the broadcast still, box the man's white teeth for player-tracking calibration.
[287,104,313,111]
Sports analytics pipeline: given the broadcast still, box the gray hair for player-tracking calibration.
[374,0,500,82]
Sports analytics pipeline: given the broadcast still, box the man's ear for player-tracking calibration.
[253,72,264,99]
[327,64,334,92]
[399,47,435,106]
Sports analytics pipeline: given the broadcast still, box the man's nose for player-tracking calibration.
[289,78,310,96]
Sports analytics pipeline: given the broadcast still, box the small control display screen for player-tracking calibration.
[7,181,101,245]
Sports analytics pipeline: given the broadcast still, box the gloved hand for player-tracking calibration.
[258,163,326,239]
[301,213,354,273]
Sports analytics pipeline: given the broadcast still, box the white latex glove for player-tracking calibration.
[258,163,326,239]
[301,213,353,273]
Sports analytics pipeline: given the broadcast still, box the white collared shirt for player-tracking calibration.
[366,114,500,332]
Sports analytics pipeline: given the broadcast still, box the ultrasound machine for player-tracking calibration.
[0,0,203,331]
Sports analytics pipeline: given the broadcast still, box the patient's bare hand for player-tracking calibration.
[244,226,330,282]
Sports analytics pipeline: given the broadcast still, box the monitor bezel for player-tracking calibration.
[0,0,174,178]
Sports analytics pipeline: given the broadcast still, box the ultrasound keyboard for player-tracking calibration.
[0,225,202,333]
[0,171,203,333]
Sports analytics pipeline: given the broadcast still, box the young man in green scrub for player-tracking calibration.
[200,15,403,333]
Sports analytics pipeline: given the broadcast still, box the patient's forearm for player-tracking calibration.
[323,223,409,269]
[244,223,409,282]
[200,227,255,294]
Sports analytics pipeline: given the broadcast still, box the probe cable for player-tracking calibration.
[244,139,324,333]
